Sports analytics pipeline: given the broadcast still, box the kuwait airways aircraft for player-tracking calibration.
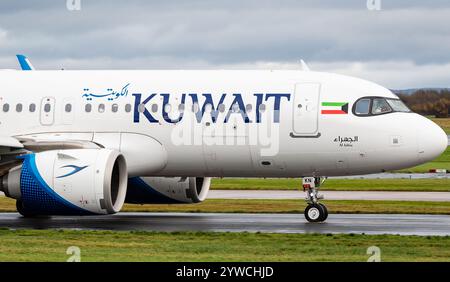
[0,55,447,222]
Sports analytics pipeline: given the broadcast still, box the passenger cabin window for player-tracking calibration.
[125,103,132,112]
[65,104,72,113]
[98,103,105,113]
[3,103,9,112]
[85,104,92,112]
[44,103,51,113]
[232,103,240,113]
[16,103,23,112]
[112,104,118,113]
[353,97,410,116]
[203,103,212,113]
[259,104,266,112]
[192,103,199,113]
[164,104,172,113]
[29,103,36,112]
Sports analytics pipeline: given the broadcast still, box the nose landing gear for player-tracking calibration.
[302,177,328,222]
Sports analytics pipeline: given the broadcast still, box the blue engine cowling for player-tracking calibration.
[126,177,211,204]
[0,149,127,216]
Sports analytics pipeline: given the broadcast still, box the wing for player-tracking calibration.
[0,135,24,176]
[0,135,24,148]
[0,134,101,177]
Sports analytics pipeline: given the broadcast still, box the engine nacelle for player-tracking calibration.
[0,149,127,216]
[126,176,211,204]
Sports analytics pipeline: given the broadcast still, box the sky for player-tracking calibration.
[0,0,449,89]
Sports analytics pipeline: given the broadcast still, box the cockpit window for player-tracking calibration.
[371,98,392,115]
[386,99,410,112]
[355,98,370,115]
[352,97,410,117]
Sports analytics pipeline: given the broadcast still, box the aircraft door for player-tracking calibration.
[292,83,321,136]
[40,97,55,126]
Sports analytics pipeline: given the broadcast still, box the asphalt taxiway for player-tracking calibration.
[0,212,449,236]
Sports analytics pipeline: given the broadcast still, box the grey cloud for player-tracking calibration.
[0,0,449,88]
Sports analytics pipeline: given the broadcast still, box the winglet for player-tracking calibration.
[300,59,310,71]
[16,54,35,71]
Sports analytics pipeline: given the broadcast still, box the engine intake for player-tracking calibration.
[1,149,127,216]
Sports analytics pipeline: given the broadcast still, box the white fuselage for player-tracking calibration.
[0,70,447,177]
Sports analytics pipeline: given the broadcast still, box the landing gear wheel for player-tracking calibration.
[318,203,328,221]
[302,177,328,222]
[16,200,35,218]
[304,204,326,223]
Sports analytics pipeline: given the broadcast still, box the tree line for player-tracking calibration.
[396,89,450,118]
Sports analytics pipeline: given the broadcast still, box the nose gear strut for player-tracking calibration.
[302,177,328,222]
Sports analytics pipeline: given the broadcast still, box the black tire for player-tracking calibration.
[319,203,328,222]
[304,204,325,223]
[16,200,36,218]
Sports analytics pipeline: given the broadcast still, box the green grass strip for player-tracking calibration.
[0,229,449,261]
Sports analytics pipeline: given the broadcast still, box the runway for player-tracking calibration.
[0,212,449,236]
[209,190,450,201]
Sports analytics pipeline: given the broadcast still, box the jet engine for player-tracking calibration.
[125,176,211,204]
[0,149,127,216]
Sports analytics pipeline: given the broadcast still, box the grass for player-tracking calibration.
[431,117,450,134]
[2,197,450,214]
[0,229,449,261]
[211,178,450,191]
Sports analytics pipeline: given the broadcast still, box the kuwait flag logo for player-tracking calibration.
[321,102,349,114]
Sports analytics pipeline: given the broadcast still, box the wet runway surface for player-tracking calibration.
[0,212,449,236]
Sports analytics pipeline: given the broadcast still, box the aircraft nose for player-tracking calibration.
[417,116,448,163]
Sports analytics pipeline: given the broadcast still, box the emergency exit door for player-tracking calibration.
[40,97,55,126]
[292,83,321,136]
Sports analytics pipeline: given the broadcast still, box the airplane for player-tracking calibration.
[0,62,447,222]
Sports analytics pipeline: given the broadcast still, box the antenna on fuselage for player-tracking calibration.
[300,59,310,71]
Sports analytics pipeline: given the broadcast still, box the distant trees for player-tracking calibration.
[396,90,450,118]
